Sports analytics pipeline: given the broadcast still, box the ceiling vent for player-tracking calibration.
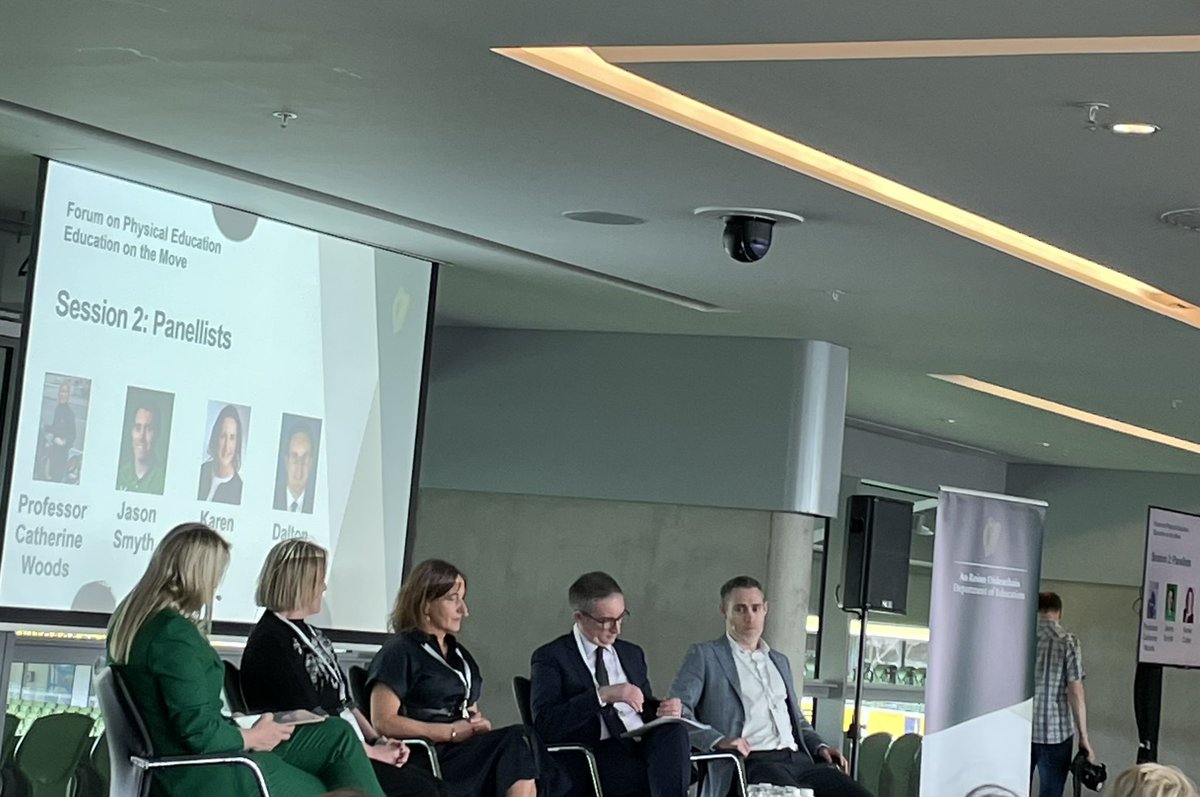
[1160,208,1200,232]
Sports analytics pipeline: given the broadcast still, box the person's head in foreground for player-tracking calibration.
[1110,763,1198,797]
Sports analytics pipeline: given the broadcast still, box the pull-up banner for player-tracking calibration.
[921,487,1047,797]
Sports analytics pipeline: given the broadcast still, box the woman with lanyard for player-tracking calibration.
[367,559,566,797]
[240,539,442,797]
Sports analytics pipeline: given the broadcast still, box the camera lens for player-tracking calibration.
[723,216,774,263]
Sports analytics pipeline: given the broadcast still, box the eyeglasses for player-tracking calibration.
[579,609,630,630]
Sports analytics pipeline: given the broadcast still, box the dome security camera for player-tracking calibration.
[722,215,775,263]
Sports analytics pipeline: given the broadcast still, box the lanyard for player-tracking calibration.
[421,641,472,719]
[275,614,349,707]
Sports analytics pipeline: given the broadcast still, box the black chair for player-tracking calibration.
[223,660,249,716]
[13,712,94,797]
[74,733,110,797]
[511,676,602,797]
[94,667,270,797]
[512,676,748,797]
[346,665,442,779]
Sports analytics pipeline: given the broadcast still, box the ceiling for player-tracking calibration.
[2,0,1200,473]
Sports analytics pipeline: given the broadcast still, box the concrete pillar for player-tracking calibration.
[765,511,818,686]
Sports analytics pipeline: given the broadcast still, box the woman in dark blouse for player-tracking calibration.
[241,540,441,797]
[368,559,563,797]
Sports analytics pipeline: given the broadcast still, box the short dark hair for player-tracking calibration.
[391,559,466,633]
[132,401,157,426]
[1039,592,1062,613]
[720,576,764,605]
[287,422,314,452]
[569,572,622,613]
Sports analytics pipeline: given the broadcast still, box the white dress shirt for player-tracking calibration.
[286,487,306,512]
[573,624,644,738]
[727,634,796,751]
[205,470,233,501]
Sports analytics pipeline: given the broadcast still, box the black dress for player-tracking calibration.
[241,612,443,797]
[367,630,566,797]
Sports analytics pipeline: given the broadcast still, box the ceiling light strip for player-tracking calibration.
[594,35,1200,64]
[495,46,1200,330]
[929,374,1200,455]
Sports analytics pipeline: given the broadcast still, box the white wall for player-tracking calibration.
[420,328,846,515]
[842,424,1008,496]
[1007,464,1200,586]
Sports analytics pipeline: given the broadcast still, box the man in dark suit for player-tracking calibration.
[671,576,870,797]
[273,421,316,513]
[531,571,691,797]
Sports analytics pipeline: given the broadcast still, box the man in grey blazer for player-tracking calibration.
[670,576,872,797]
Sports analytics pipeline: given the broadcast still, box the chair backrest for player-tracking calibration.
[90,733,110,796]
[15,712,95,797]
[347,665,369,720]
[94,667,152,797]
[879,733,922,797]
[69,732,110,797]
[511,676,533,726]
[908,746,920,797]
[856,732,892,796]
[1,712,18,766]
[223,660,248,715]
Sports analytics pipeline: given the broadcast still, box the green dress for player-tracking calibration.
[109,608,383,797]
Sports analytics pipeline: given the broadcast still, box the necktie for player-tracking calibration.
[594,647,626,739]
[290,500,298,512]
[594,646,609,686]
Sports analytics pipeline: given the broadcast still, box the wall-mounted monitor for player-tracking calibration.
[1138,506,1200,666]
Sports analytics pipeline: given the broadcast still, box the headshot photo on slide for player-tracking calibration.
[33,372,91,486]
[197,401,250,505]
[114,386,174,496]
[273,413,321,514]
[1166,583,1178,623]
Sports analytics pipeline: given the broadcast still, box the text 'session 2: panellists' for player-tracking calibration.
[55,289,233,350]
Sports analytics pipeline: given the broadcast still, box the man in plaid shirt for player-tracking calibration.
[1031,592,1096,797]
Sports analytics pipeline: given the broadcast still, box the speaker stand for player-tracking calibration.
[846,606,869,779]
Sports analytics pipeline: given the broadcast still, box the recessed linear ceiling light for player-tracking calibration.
[495,45,1200,331]
[591,35,1200,63]
[929,374,1200,455]
[1109,122,1160,136]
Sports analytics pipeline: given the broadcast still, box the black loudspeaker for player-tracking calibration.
[843,495,913,614]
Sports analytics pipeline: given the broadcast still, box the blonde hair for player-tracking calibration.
[255,539,327,613]
[1111,764,1199,797]
[107,523,231,664]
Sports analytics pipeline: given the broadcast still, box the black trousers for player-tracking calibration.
[564,723,691,797]
[743,749,874,797]
[372,758,446,797]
